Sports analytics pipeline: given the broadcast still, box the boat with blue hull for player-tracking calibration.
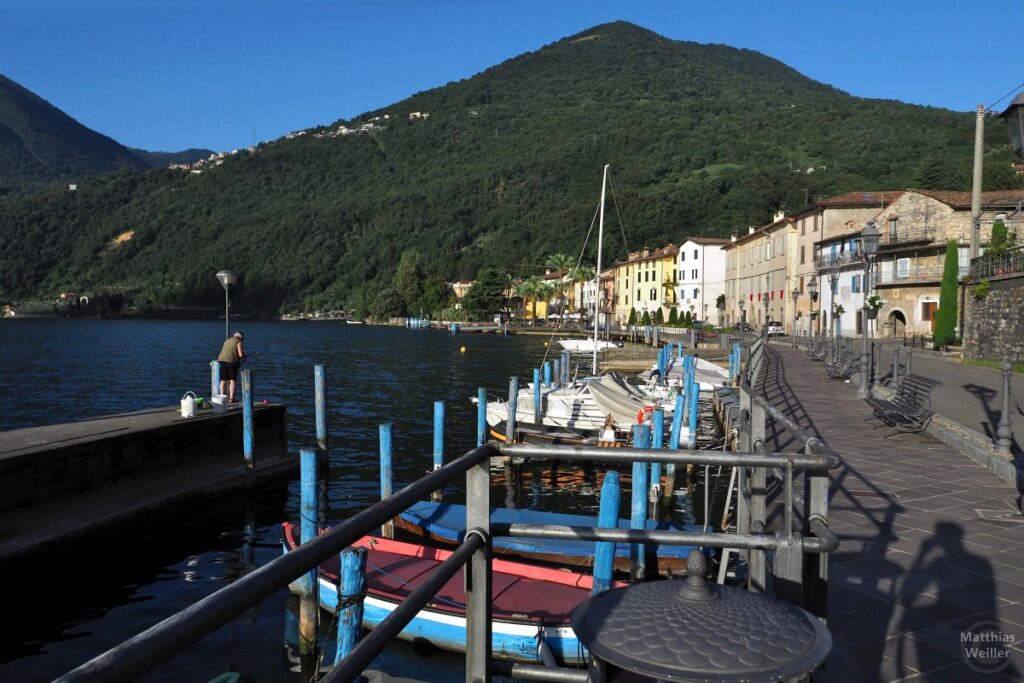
[281,525,615,664]
[394,501,707,576]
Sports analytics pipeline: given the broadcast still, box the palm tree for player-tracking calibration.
[545,253,575,315]
[572,264,596,315]
[517,276,554,322]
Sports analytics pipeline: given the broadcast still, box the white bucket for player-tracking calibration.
[180,391,197,419]
[211,394,229,413]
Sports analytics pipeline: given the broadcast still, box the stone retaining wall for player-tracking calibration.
[962,272,1024,363]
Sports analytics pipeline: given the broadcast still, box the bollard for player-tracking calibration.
[299,447,319,656]
[379,424,394,538]
[505,376,519,448]
[315,365,327,458]
[543,361,552,388]
[650,409,664,517]
[432,400,445,502]
[630,424,650,581]
[241,369,254,485]
[533,369,542,425]
[335,546,368,663]
[553,357,561,388]
[592,469,621,595]
[476,387,487,447]
[210,360,220,398]
[905,348,913,378]
[997,361,1014,454]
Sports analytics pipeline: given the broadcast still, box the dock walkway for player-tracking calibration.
[759,345,1024,681]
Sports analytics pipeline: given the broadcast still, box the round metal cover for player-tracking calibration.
[571,550,832,682]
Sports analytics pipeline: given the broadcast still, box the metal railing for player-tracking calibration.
[60,367,838,681]
[814,252,863,269]
[879,225,934,246]
[970,245,1024,279]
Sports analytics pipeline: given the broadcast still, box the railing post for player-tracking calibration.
[749,399,768,593]
[241,369,254,485]
[476,387,487,447]
[997,361,1014,454]
[335,546,368,663]
[379,424,393,539]
[805,439,831,620]
[592,470,621,595]
[298,447,319,656]
[774,534,804,606]
[465,444,492,682]
[630,424,650,581]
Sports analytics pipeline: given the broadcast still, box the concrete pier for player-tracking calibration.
[0,403,289,561]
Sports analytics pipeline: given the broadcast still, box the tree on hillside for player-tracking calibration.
[461,268,508,320]
[416,276,452,316]
[933,239,959,349]
[394,249,427,313]
[371,287,406,320]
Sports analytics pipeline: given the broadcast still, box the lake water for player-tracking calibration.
[0,319,715,681]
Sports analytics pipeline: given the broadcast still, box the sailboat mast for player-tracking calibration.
[593,164,608,375]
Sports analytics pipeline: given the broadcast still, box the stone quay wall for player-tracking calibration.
[962,271,1024,364]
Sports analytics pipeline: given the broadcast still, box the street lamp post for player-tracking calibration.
[216,269,240,340]
[858,222,881,399]
[808,276,819,341]
[827,268,840,364]
[791,288,800,348]
[762,291,770,340]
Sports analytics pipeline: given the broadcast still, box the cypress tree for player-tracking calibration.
[990,219,1009,254]
[684,311,693,327]
[668,308,679,325]
[933,239,959,348]
[641,310,652,326]
[627,307,637,325]
[654,307,664,324]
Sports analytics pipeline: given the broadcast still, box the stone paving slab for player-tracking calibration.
[759,346,1024,682]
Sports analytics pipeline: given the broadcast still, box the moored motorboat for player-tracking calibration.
[281,525,608,664]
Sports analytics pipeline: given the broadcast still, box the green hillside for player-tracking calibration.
[0,22,1019,314]
[0,75,146,194]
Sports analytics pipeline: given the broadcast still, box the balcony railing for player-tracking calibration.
[874,265,944,285]
[879,225,935,247]
[814,252,863,270]
[970,246,1024,280]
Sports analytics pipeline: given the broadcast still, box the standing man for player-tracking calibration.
[217,331,246,402]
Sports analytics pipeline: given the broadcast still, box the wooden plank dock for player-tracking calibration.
[0,403,290,561]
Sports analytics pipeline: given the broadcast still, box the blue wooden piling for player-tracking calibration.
[553,357,561,388]
[335,546,368,663]
[543,361,552,388]
[210,360,220,398]
[315,365,327,457]
[630,424,650,581]
[688,384,700,449]
[532,369,542,424]
[650,408,664,487]
[476,387,487,447]
[431,401,445,502]
[592,469,621,595]
[657,347,666,380]
[241,369,254,484]
[299,446,319,654]
[505,377,519,445]
[379,423,393,538]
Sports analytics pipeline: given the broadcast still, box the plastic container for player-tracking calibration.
[180,392,197,418]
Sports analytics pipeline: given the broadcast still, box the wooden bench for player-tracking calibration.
[866,374,936,437]
[827,349,859,380]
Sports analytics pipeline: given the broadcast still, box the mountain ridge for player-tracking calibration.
[0,21,1018,314]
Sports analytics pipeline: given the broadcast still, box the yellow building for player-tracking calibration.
[611,244,680,324]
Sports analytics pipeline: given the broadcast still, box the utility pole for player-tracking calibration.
[970,104,985,260]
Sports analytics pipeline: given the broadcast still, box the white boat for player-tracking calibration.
[557,338,619,353]
[640,355,730,391]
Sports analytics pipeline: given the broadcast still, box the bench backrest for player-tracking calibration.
[895,374,936,410]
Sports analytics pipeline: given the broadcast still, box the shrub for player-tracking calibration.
[933,239,959,348]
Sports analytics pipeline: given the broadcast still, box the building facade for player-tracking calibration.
[677,237,729,325]
[611,244,680,324]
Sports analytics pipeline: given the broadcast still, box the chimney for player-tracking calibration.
[731,234,737,243]
[748,226,755,235]
[773,210,786,223]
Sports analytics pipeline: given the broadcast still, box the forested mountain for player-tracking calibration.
[130,148,216,168]
[0,22,1019,314]
[0,75,146,195]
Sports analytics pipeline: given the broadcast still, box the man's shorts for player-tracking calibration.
[219,361,238,382]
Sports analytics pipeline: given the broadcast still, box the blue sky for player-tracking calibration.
[2,0,1022,152]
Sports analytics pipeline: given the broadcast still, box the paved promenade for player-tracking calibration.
[760,346,1024,681]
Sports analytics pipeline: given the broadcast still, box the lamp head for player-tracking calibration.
[861,221,881,258]
[216,269,240,289]
[999,93,1024,158]
[792,288,800,302]
[808,276,818,297]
